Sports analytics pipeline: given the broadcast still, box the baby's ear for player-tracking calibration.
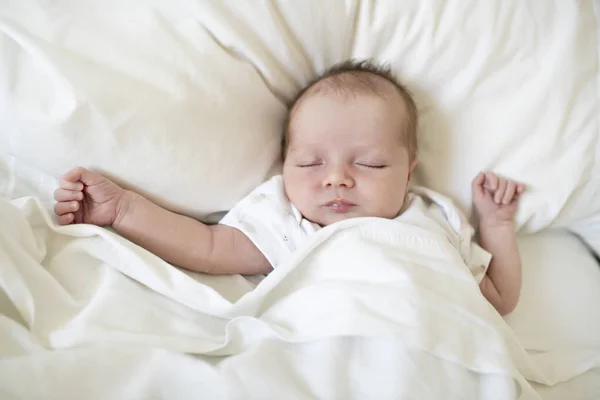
[407,157,418,182]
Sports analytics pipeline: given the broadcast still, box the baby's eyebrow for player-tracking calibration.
[355,156,389,164]
[286,148,316,158]
[357,153,387,158]
[354,146,391,156]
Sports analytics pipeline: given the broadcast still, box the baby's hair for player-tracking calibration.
[283,59,418,161]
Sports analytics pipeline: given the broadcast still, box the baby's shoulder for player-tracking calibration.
[229,174,302,222]
[233,175,287,209]
[399,186,471,238]
[247,174,285,198]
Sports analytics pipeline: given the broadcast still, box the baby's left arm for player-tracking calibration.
[472,172,526,316]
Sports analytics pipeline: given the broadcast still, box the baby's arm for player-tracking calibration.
[472,172,525,316]
[115,191,272,275]
[478,220,522,316]
[54,167,271,275]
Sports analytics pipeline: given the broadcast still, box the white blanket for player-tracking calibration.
[0,197,554,399]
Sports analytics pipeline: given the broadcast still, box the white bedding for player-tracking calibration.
[532,368,600,400]
[1,196,599,399]
[1,0,599,399]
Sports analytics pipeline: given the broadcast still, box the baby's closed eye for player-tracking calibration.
[296,160,323,168]
[355,159,388,169]
[356,163,386,169]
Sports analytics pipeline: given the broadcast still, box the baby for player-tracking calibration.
[54,60,525,316]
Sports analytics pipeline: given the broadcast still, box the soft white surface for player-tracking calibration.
[0,1,285,222]
[532,367,600,400]
[1,0,599,231]
[1,197,600,398]
[0,1,599,398]
[1,197,600,399]
[0,196,552,399]
[507,231,600,384]
[571,214,600,256]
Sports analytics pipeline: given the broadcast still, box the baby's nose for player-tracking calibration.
[323,165,355,188]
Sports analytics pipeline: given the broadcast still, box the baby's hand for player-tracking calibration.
[54,167,126,226]
[472,172,525,225]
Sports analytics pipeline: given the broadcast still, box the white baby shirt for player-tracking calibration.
[219,175,491,282]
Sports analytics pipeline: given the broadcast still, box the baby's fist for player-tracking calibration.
[472,172,525,224]
[53,167,125,227]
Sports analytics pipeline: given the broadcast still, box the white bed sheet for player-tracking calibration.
[0,196,538,399]
[0,196,599,399]
[532,367,600,400]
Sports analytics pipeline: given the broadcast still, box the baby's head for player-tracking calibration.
[282,60,418,226]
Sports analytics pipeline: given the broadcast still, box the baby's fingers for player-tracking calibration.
[59,178,84,191]
[54,188,84,202]
[483,172,499,191]
[471,172,486,197]
[502,181,517,205]
[54,201,80,216]
[494,178,508,204]
[58,213,75,225]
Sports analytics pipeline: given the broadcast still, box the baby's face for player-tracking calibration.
[283,92,416,227]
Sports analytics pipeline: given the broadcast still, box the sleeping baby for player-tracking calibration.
[53,60,525,316]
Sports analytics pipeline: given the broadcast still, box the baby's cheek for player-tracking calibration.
[292,178,318,204]
[380,182,406,215]
[364,182,390,209]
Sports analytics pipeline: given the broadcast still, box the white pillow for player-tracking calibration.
[508,231,600,383]
[1,0,598,232]
[193,0,600,232]
[0,2,284,221]
[571,214,600,256]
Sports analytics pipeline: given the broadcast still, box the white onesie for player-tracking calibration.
[219,175,491,282]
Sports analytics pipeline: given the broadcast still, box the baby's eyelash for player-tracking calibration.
[357,164,386,169]
[297,162,322,168]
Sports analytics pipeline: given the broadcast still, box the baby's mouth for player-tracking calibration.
[323,199,356,213]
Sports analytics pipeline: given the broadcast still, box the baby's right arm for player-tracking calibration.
[54,167,272,275]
